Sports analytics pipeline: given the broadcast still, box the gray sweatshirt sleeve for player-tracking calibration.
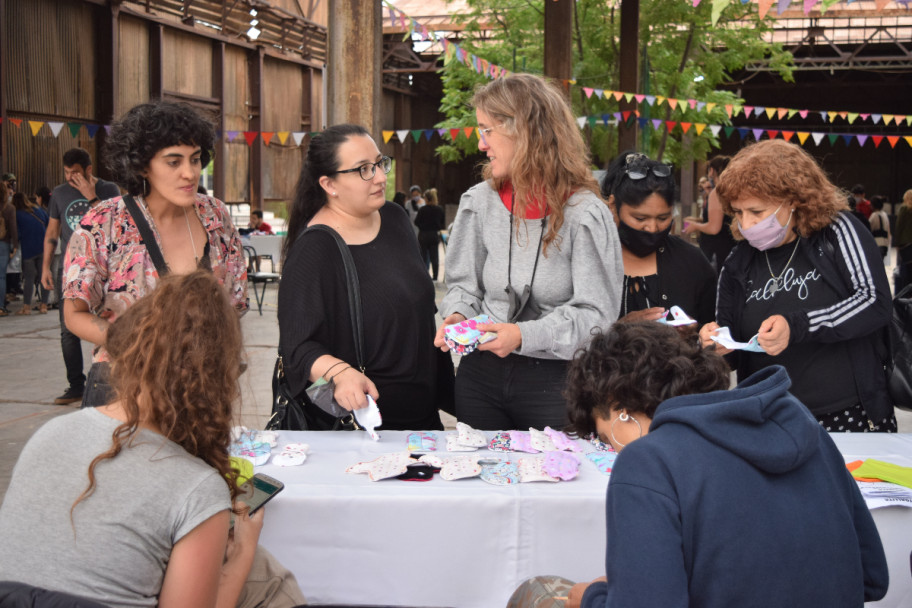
[516,198,623,359]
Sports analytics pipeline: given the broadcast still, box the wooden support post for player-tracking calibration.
[0,0,7,171]
[543,0,573,92]
[248,47,264,210]
[95,2,121,179]
[618,0,639,153]
[326,0,381,137]
[212,41,226,200]
[150,23,164,101]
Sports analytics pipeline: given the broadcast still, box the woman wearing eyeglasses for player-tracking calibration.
[699,140,896,432]
[600,152,716,326]
[434,74,623,431]
[279,124,444,430]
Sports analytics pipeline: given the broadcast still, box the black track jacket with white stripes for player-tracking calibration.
[716,211,893,423]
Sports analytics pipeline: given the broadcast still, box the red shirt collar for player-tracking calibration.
[498,182,550,219]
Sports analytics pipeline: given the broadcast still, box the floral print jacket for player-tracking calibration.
[64,194,248,362]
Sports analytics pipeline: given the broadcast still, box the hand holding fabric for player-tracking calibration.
[757,314,791,355]
[332,368,378,411]
[699,322,732,356]
[476,322,522,357]
[619,307,666,323]
[434,312,467,351]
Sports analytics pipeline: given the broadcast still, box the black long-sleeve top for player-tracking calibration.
[278,203,441,429]
[414,204,445,233]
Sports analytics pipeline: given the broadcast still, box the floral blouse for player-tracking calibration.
[63,194,248,362]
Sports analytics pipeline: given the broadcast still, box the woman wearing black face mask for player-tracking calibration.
[601,153,716,325]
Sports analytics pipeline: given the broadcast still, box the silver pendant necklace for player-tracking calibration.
[764,237,800,295]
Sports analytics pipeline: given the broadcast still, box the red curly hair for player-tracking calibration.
[715,140,848,239]
[73,270,244,512]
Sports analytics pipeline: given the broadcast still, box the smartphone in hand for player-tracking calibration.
[231,473,284,527]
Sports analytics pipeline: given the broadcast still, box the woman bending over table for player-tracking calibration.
[435,73,623,431]
[0,271,304,608]
[698,139,896,432]
[63,100,247,408]
[279,124,443,430]
[600,152,715,325]
[508,322,888,608]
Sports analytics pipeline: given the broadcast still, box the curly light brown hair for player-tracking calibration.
[715,140,848,240]
[73,271,244,512]
[565,322,730,438]
[473,73,602,254]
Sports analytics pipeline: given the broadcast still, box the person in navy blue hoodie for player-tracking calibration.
[522,322,888,608]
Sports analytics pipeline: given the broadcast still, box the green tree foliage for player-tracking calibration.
[435,0,793,166]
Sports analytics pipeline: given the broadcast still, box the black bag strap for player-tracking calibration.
[302,224,364,371]
[123,195,169,277]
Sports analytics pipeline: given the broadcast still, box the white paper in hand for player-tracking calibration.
[355,395,382,441]
[710,326,766,353]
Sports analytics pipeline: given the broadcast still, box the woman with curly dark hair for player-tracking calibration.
[62,100,247,408]
[698,140,895,432]
[0,271,304,607]
[510,322,888,608]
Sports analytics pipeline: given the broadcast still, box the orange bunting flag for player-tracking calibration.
[887,136,900,149]
[8,118,22,127]
[758,0,775,18]
[463,127,474,139]
[261,132,275,146]
[781,131,795,142]
[29,121,44,136]
[724,104,734,118]
[612,91,624,102]
[667,99,679,111]
[382,131,395,143]
[777,108,788,120]
[680,122,692,134]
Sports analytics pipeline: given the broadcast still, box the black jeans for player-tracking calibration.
[418,231,440,280]
[57,268,85,390]
[455,350,569,431]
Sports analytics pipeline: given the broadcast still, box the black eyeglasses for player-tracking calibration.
[331,156,392,181]
[625,153,672,180]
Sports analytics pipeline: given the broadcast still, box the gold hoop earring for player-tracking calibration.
[609,410,642,450]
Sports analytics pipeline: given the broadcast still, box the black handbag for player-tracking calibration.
[886,284,912,412]
[267,225,365,431]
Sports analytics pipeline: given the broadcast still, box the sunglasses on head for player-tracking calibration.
[624,153,672,180]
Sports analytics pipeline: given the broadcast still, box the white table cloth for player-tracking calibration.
[255,431,912,608]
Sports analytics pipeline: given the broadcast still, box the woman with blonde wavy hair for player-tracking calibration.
[0,271,305,607]
[435,73,623,430]
[699,139,896,432]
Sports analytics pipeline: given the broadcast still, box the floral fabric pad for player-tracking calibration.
[444,314,498,355]
[518,457,559,483]
[542,451,580,481]
[456,422,488,447]
[346,452,414,481]
[419,453,485,480]
[407,431,438,452]
[229,428,275,466]
[488,431,512,452]
[479,460,521,485]
[587,451,618,475]
[272,443,310,467]
[446,434,479,452]
[509,430,541,453]
[544,427,581,452]
[529,428,556,452]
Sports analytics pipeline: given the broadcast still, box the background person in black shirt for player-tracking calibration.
[414,187,446,281]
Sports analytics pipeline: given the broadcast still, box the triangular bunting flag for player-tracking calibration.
[847,113,859,124]
[48,122,64,137]
[797,132,810,144]
[637,117,648,128]
[226,131,239,142]
[758,0,775,19]
[613,91,624,102]
[887,136,900,148]
[382,131,394,143]
[688,99,697,110]
[883,115,895,126]
[588,116,598,128]
[292,132,306,146]
[753,107,765,117]
[767,130,779,139]
[594,89,604,99]
[696,101,706,112]
[583,88,594,99]
[667,99,679,111]
[838,111,848,120]
[243,131,258,146]
[635,94,645,103]
[576,117,587,128]
[86,125,100,138]
[261,132,274,146]
[752,128,764,140]
[777,108,788,119]
[811,132,825,146]
[832,134,845,145]
[665,121,678,131]
[652,119,663,130]
[871,114,882,124]
[8,118,22,127]
[437,128,447,137]
[645,95,656,106]
[411,130,422,143]
[706,103,717,113]
[871,136,884,148]
[710,125,722,137]
[276,132,290,145]
[743,106,754,116]
[67,123,82,138]
[449,128,461,140]
[787,109,798,119]
[601,114,612,125]
[695,123,706,135]
[781,131,795,142]
[680,122,692,134]
[29,121,44,136]
[396,129,409,142]
[856,135,868,147]
[723,126,735,138]
[827,111,838,122]
[463,127,474,139]
[103,125,113,135]
[624,93,634,103]
[655,95,666,106]
[424,129,435,141]
[736,128,750,140]
[799,110,808,118]
[765,108,776,119]
[905,136,912,148]
[724,104,734,118]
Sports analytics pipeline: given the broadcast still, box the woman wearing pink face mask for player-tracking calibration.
[698,140,896,432]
